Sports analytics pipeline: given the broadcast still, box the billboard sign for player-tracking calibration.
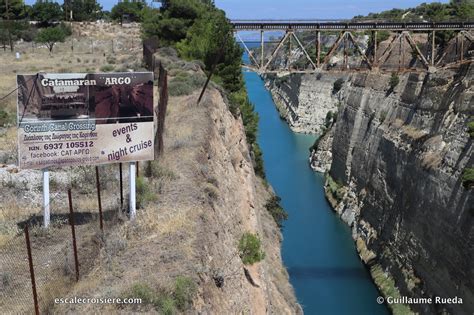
[17,72,154,169]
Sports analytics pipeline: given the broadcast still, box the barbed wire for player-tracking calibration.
[0,75,36,104]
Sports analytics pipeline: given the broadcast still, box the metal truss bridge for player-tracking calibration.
[231,20,474,74]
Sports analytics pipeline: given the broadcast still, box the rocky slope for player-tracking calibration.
[0,51,300,313]
[322,66,473,315]
[265,73,346,134]
[265,63,473,314]
[48,72,301,313]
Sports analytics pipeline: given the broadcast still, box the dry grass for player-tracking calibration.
[0,127,17,164]
[421,152,443,169]
[402,125,427,140]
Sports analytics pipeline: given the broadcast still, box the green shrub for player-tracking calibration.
[155,296,177,315]
[126,277,196,314]
[380,110,388,123]
[0,109,11,126]
[174,276,196,311]
[143,0,264,178]
[229,89,265,178]
[468,118,474,138]
[326,174,345,202]
[325,111,334,128]
[128,283,156,304]
[332,78,344,94]
[252,143,265,178]
[377,31,390,42]
[168,72,206,96]
[100,64,115,72]
[462,168,474,188]
[106,55,117,64]
[35,26,67,52]
[265,196,288,228]
[59,22,73,36]
[239,232,265,265]
[136,176,156,208]
[389,73,400,90]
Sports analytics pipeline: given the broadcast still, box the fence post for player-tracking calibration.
[119,163,123,208]
[24,225,40,315]
[95,166,104,231]
[129,162,136,220]
[43,168,50,228]
[67,189,80,282]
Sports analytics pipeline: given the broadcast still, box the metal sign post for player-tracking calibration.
[43,168,50,228]
[129,162,136,220]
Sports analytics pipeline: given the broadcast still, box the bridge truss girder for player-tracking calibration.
[235,28,473,74]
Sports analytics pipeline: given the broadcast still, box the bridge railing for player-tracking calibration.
[231,21,474,30]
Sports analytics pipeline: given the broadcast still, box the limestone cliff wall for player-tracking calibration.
[264,63,473,314]
[321,66,473,314]
[265,73,346,133]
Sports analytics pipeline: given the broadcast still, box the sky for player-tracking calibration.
[214,0,449,20]
[23,0,450,17]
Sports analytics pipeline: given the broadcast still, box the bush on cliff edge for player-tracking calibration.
[239,233,265,265]
[265,196,288,228]
[142,0,266,179]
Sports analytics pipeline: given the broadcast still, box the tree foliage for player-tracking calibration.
[389,73,400,89]
[0,20,32,50]
[111,0,146,25]
[357,0,474,22]
[35,26,67,52]
[462,168,474,188]
[142,0,211,45]
[0,0,28,19]
[142,0,265,177]
[31,1,63,26]
[265,196,288,228]
[64,0,102,22]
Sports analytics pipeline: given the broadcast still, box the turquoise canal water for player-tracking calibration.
[242,70,389,315]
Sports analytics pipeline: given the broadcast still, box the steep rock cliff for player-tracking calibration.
[48,76,300,313]
[323,66,473,314]
[266,73,346,133]
[262,28,473,315]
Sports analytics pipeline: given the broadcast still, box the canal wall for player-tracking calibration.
[264,65,473,314]
[265,73,347,134]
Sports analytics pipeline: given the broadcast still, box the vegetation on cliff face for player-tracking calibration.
[126,276,197,314]
[239,233,266,265]
[462,168,474,188]
[264,196,288,228]
[468,117,474,138]
[370,265,414,315]
[142,0,265,178]
[325,173,345,203]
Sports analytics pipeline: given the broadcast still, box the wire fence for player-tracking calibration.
[1,37,141,56]
[0,59,169,312]
[0,163,129,314]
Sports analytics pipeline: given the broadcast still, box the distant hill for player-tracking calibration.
[354,0,474,22]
